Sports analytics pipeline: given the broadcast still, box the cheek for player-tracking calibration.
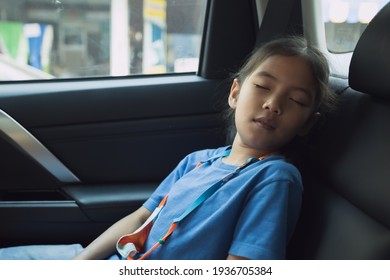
[286,111,313,131]
[233,106,247,127]
[235,95,255,116]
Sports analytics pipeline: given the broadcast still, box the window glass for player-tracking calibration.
[322,0,388,53]
[0,0,207,81]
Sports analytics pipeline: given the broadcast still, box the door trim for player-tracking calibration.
[0,109,80,184]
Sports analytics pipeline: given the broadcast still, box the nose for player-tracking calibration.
[262,95,282,115]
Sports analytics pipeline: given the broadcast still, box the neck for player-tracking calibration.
[223,140,275,166]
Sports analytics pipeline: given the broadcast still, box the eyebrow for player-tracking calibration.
[254,70,314,99]
[254,71,277,81]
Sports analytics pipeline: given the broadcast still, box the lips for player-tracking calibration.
[253,117,276,131]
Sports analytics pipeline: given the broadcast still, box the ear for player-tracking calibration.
[228,79,240,109]
[298,112,321,136]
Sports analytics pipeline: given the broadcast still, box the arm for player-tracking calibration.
[227,254,248,260]
[228,179,302,259]
[75,152,194,260]
[73,206,152,260]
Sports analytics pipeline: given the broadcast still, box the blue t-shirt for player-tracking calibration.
[142,146,302,260]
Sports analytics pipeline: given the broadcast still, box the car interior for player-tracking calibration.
[288,1,390,259]
[0,0,389,260]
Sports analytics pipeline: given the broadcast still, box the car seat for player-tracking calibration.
[287,1,390,259]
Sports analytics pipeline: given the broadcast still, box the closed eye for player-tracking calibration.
[254,84,270,91]
[289,98,309,107]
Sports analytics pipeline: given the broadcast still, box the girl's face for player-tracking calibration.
[229,55,319,155]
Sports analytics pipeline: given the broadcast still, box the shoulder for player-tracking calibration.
[262,155,301,177]
[251,155,303,190]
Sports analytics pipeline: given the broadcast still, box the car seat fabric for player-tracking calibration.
[287,2,390,259]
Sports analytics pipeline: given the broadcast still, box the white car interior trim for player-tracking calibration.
[0,109,80,184]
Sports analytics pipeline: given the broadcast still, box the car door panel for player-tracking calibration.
[1,184,154,247]
[31,112,224,183]
[0,0,257,250]
[0,74,227,246]
[63,183,157,222]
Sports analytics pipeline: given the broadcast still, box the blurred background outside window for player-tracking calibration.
[0,0,207,80]
[322,0,388,53]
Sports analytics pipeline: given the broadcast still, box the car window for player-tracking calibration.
[322,0,388,53]
[0,0,207,81]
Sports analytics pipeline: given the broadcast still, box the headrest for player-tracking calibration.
[349,2,390,99]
